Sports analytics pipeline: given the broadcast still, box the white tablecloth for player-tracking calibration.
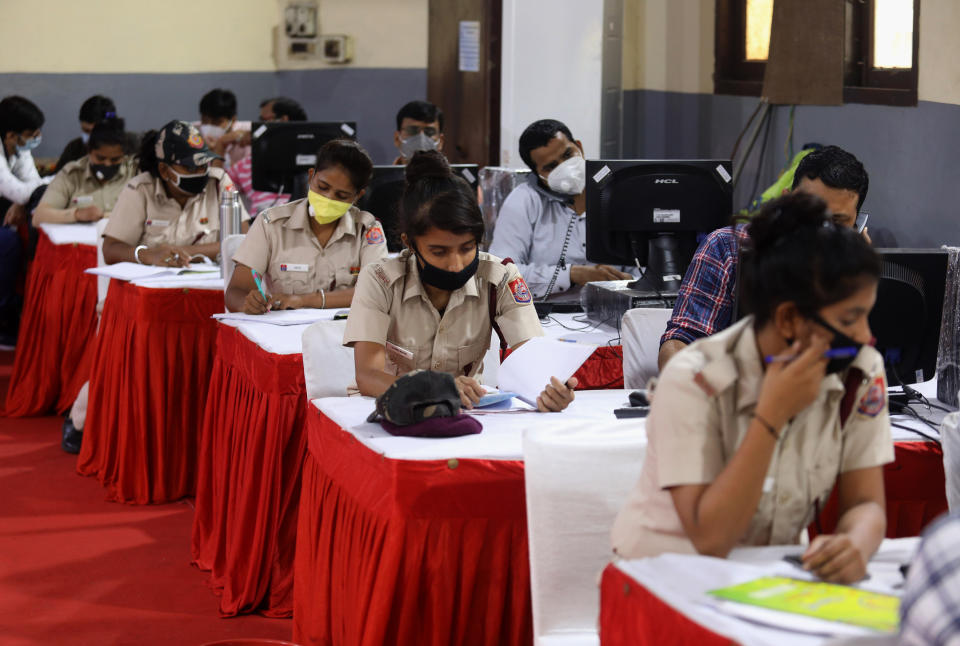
[614,537,919,646]
[313,389,636,461]
[37,222,98,246]
[541,311,620,345]
[217,319,310,356]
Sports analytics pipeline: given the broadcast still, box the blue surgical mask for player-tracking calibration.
[80,132,90,144]
[16,135,42,154]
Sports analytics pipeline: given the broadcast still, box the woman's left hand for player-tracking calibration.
[536,376,578,412]
[270,293,303,310]
[802,533,868,583]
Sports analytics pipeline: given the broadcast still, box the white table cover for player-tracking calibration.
[613,537,919,646]
[37,222,98,246]
[217,319,309,356]
[313,389,635,461]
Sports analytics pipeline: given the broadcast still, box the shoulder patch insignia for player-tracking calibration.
[365,225,385,245]
[857,375,886,417]
[508,277,532,304]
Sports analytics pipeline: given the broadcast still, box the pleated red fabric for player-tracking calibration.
[4,232,97,416]
[293,408,532,646]
[814,440,948,539]
[76,281,223,504]
[192,324,307,617]
[599,563,734,646]
[572,345,624,390]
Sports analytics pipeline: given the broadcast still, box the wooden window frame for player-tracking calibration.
[714,0,920,106]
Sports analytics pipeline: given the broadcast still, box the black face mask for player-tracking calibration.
[809,313,863,374]
[167,168,209,195]
[413,246,479,292]
[90,162,120,182]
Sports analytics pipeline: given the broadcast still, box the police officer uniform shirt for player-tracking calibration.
[344,250,544,378]
[231,198,388,295]
[104,167,249,248]
[611,316,894,559]
[40,156,138,214]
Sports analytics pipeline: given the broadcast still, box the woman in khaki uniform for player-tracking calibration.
[344,151,576,413]
[225,139,387,313]
[34,118,137,224]
[102,120,249,267]
[612,193,892,584]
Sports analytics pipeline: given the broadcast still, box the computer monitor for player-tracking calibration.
[250,121,357,199]
[585,159,733,293]
[357,164,480,252]
[870,249,948,386]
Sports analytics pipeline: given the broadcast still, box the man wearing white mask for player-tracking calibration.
[197,88,251,169]
[489,119,633,301]
[392,100,444,165]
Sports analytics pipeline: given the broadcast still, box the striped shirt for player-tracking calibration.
[227,155,290,217]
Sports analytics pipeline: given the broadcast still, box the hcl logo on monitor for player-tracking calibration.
[654,178,679,184]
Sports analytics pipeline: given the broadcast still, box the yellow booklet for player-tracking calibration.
[708,576,899,633]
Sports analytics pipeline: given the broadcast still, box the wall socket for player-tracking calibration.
[273,0,353,69]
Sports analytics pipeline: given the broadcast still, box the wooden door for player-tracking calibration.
[427,0,501,166]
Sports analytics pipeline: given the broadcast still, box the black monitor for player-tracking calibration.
[356,164,479,252]
[250,121,357,199]
[870,249,948,386]
[585,159,733,293]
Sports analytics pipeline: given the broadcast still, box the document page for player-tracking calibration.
[498,337,596,405]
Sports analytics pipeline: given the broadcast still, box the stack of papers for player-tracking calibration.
[213,309,347,326]
[86,261,220,282]
[497,337,596,406]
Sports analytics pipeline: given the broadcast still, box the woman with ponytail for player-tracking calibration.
[612,191,891,583]
[34,117,137,224]
[344,150,576,412]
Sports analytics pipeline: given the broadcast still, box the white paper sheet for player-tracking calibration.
[498,337,596,405]
[37,222,99,246]
[212,308,347,326]
[85,262,171,281]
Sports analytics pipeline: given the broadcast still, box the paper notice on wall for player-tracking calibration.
[459,21,481,72]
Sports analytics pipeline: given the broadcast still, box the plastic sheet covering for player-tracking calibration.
[478,167,530,249]
[943,411,960,512]
[939,247,960,407]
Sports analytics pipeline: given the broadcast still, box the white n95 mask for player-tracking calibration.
[545,155,586,195]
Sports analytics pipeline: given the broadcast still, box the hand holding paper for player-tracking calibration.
[498,337,593,411]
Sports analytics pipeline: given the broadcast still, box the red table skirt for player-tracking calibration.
[293,408,531,646]
[816,440,947,538]
[192,324,307,617]
[76,280,223,504]
[4,231,97,416]
[599,563,733,646]
[574,346,623,390]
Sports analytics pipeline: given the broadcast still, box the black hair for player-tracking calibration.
[199,88,237,121]
[259,96,307,121]
[314,139,374,192]
[518,118,576,173]
[87,117,126,151]
[138,129,160,177]
[740,192,880,327]
[791,145,869,213]
[400,150,484,243]
[78,95,116,123]
[395,100,444,132]
[0,96,45,140]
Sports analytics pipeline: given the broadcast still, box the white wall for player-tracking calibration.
[500,0,604,167]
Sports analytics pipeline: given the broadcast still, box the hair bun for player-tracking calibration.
[404,150,451,186]
[746,191,830,256]
[93,116,125,132]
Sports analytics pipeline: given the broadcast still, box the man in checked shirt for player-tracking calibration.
[658,145,873,370]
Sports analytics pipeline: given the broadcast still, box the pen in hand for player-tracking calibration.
[251,269,270,310]
[764,347,859,364]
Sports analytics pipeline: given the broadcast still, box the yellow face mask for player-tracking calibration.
[307,190,352,225]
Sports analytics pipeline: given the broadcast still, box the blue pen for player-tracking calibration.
[251,268,268,304]
[765,347,859,364]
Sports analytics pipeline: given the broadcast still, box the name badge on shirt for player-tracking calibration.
[72,195,94,207]
[279,263,309,272]
[385,341,414,361]
[145,219,170,228]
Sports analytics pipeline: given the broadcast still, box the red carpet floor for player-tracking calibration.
[0,350,295,646]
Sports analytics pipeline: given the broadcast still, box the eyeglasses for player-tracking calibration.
[401,125,439,138]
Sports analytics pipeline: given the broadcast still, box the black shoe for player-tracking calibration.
[61,417,83,454]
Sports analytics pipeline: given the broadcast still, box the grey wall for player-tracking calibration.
[0,69,427,165]
[623,89,960,248]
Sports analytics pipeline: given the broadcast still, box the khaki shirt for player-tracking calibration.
[39,156,138,213]
[231,198,387,294]
[343,250,544,378]
[103,168,249,247]
[611,316,894,559]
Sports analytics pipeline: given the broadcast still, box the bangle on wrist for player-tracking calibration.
[134,245,148,264]
[319,288,326,309]
[754,413,781,440]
